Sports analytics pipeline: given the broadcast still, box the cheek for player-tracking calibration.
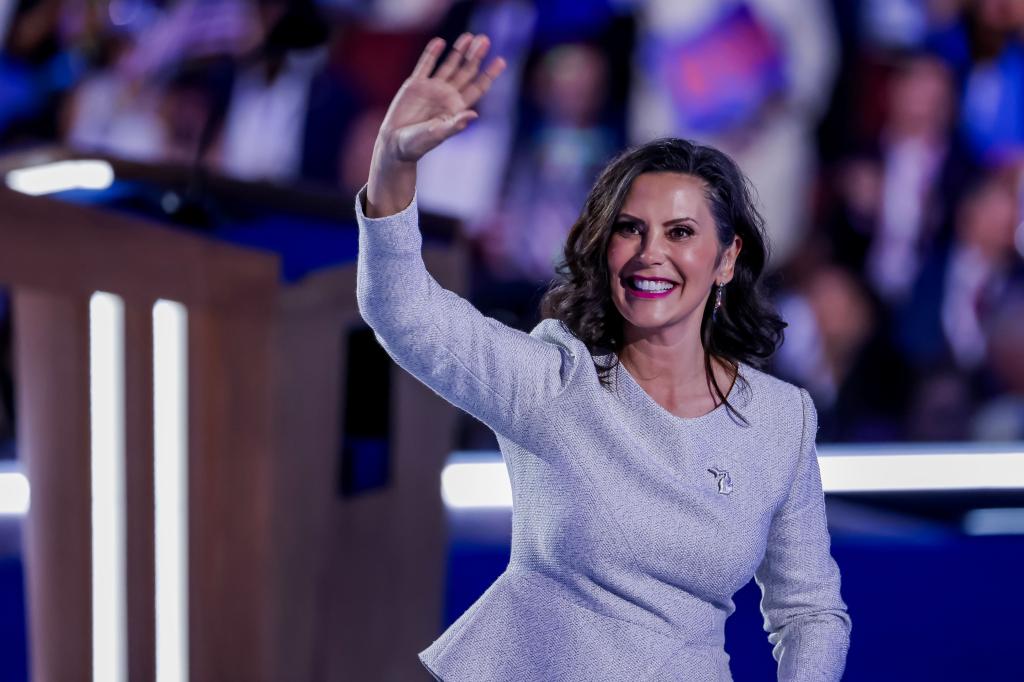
[606,240,626,270]
[692,241,725,277]
[606,246,628,286]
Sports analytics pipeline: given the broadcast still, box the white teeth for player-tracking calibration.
[631,278,674,292]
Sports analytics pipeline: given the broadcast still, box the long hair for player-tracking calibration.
[539,137,786,425]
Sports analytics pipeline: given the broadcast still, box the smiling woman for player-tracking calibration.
[540,138,786,424]
[355,33,850,682]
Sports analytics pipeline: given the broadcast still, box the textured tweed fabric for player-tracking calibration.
[355,187,851,681]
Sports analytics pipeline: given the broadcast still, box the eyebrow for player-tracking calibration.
[616,212,700,228]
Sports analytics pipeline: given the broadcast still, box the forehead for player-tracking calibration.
[620,172,712,221]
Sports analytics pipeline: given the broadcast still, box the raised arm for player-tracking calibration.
[356,34,580,442]
[753,388,852,681]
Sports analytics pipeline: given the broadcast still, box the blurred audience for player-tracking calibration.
[973,288,1024,440]
[827,52,976,308]
[894,173,1024,372]
[476,41,616,284]
[62,23,166,162]
[415,0,538,224]
[215,0,363,185]
[627,0,839,271]
[934,0,1024,167]
[2,0,1024,444]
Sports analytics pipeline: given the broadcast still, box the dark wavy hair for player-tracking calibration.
[539,137,786,425]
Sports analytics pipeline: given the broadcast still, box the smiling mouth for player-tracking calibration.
[624,277,679,297]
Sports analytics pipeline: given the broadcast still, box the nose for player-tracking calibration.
[635,230,667,265]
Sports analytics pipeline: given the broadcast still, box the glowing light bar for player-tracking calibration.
[441,446,1024,509]
[0,470,29,515]
[5,159,115,196]
[818,447,1024,492]
[89,292,127,682]
[441,455,512,509]
[153,299,188,682]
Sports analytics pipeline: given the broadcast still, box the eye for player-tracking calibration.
[614,220,641,235]
[669,226,693,239]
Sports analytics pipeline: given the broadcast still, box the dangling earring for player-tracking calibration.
[712,282,724,321]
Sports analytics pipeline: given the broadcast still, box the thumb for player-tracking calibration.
[392,110,480,161]
[424,109,478,149]
[445,109,478,134]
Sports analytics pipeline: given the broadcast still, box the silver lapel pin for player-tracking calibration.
[707,466,733,495]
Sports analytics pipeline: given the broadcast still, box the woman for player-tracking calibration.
[357,32,851,682]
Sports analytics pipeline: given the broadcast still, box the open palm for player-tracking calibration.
[381,33,507,163]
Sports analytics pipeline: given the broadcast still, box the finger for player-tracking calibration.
[433,32,473,81]
[434,110,478,143]
[411,37,445,79]
[450,34,490,91]
[460,56,506,108]
[397,110,477,160]
[450,109,478,130]
[433,110,477,137]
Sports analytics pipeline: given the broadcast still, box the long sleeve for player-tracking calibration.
[753,387,851,681]
[354,185,578,442]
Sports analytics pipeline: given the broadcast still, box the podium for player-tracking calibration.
[0,152,464,680]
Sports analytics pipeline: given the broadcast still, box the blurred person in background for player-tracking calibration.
[159,62,225,165]
[929,0,1024,168]
[905,364,976,440]
[773,265,872,416]
[469,42,618,330]
[0,0,91,145]
[895,172,1024,373]
[215,0,363,185]
[60,0,264,165]
[973,287,1024,440]
[827,52,978,308]
[116,0,258,83]
[626,0,839,271]
[62,13,167,162]
[772,262,911,441]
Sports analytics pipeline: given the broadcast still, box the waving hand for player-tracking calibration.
[384,33,506,161]
[367,33,506,216]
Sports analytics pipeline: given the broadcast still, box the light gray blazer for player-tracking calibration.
[354,187,851,681]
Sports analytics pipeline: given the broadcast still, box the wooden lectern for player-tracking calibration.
[0,154,464,681]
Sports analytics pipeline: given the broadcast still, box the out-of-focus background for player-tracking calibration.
[0,0,1022,680]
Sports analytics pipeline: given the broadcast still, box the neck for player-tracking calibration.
[618,322,737,405]
[619,337,708,387]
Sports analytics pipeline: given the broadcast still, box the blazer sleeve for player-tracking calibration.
[354,185,577,442]
[753,387,852,681]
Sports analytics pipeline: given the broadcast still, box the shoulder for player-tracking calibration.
[738,363,813,437]
[525,317,598,389]
[528,318,593,359]
[739,362,806,404]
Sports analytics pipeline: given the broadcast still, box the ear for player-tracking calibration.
[718,236,743,285]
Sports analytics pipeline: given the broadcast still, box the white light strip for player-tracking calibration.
[153,300,188,682]
[818,450,1024,492]
[5,160,115,196]
[441,447,1024,509]
[441,460,512,509]
[89,292,127,682]
[0,471,30,515]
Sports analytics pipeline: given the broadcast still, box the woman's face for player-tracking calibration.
[606,172,741,346]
